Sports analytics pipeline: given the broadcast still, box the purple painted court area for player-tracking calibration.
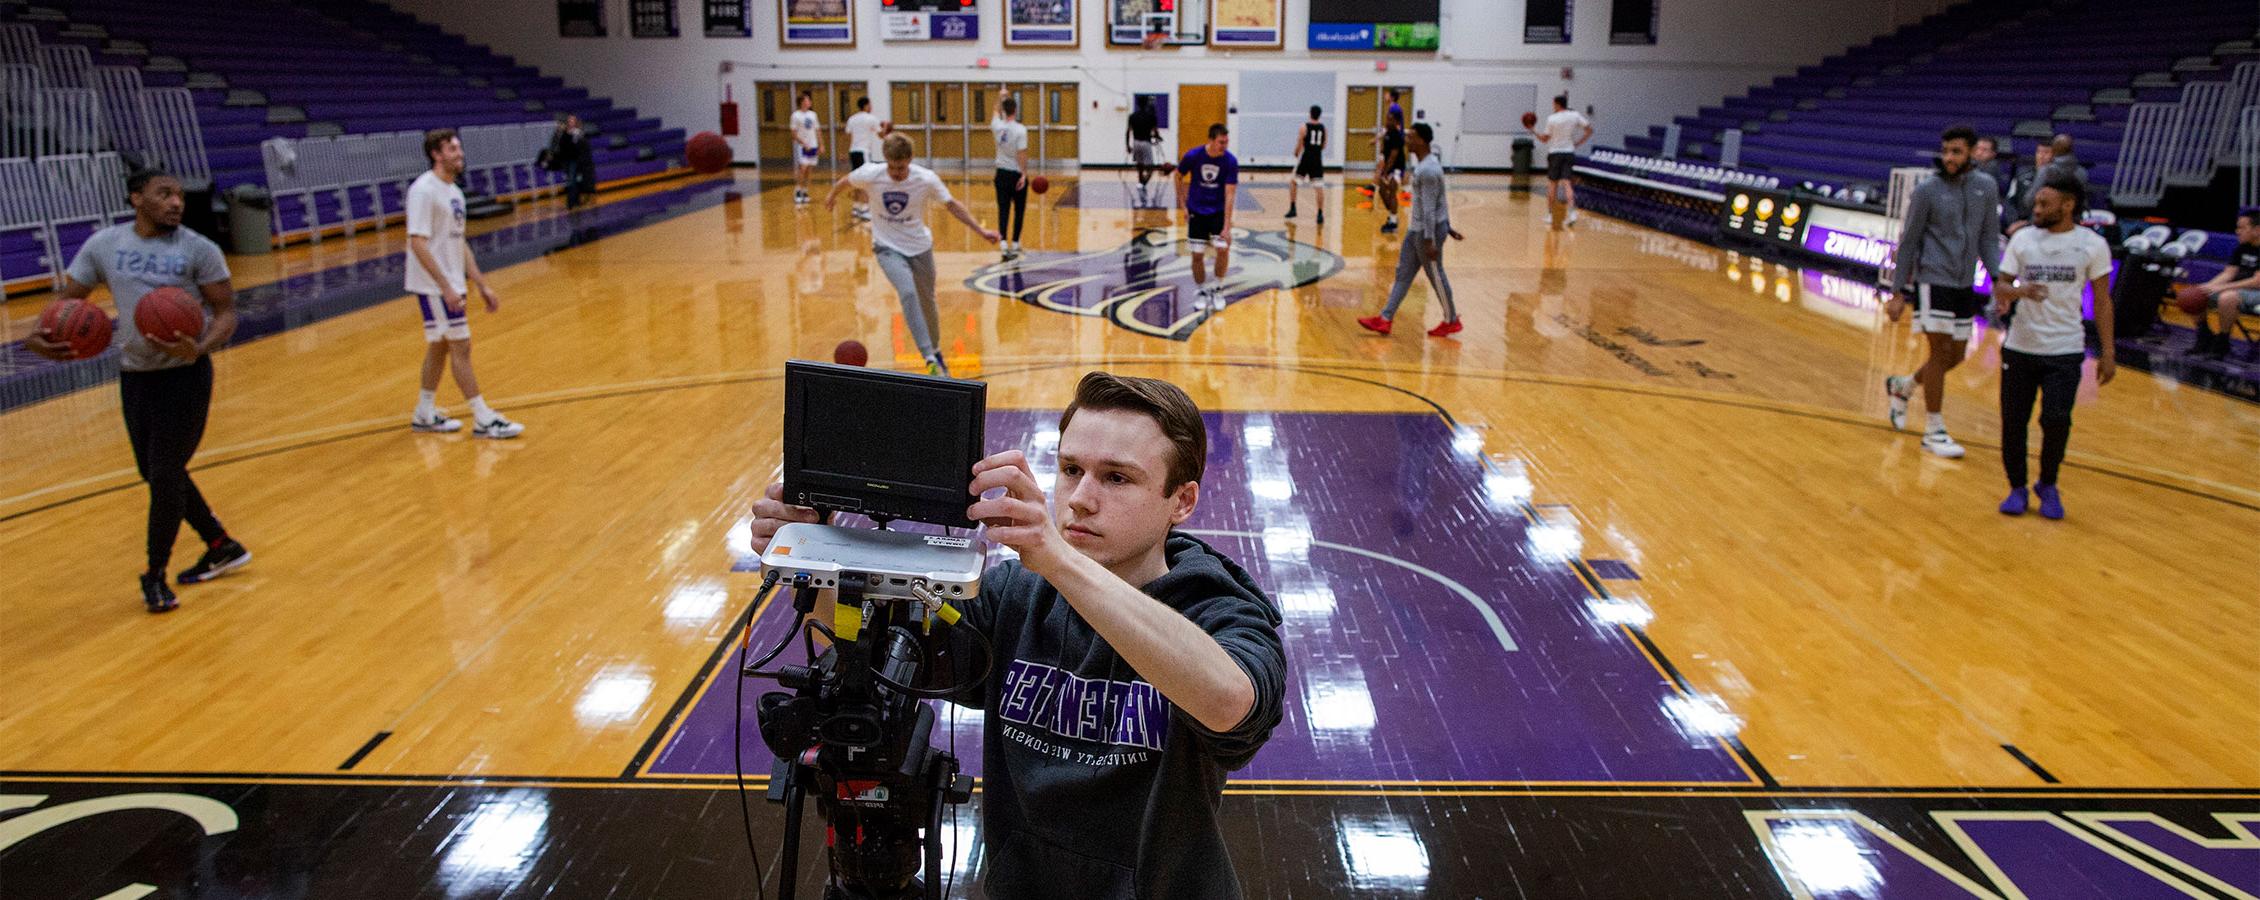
[649,411,1751,784]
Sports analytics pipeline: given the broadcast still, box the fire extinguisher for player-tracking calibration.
[721,83,740,136]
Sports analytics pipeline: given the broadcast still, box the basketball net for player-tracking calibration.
[1142,31,1167,50]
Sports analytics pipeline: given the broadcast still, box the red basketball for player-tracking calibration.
[1522,111,1539,128]
[686,131,732,174]
[1159,161,1175,176]
[134,286,204,343]
[833,339,868,367]
[39,298,114,359]
[1029,175,1049,194]
[879,120,893,135]
[2174,285,2213,315]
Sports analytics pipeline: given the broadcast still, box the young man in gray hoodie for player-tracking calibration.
[749,371,1285,899]
[1884,125,2005,458]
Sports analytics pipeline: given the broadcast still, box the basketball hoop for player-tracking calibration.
[1142,31,1167,50]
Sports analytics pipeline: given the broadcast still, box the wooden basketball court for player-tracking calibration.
[4,170,2255,896]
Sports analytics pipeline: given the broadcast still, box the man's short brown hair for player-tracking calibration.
[423,128,458,163]
[1058,372,1207,493]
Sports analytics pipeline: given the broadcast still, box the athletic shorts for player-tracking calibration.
[1911,283,1981,342]
[2227,288,2260,315]
[1187,210,1227,250]
[1546,151,1576,181]
[1294,154,1325,184]
[1131,139,1158,167]
[796,146,820,167]
[849,150,866,169]
[416,293,471,343]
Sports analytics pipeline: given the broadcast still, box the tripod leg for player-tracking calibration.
[780,767,805,900]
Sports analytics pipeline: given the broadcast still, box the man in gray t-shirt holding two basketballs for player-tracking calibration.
[28,168,253,613]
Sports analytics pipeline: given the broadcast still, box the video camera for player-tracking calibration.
[738,361,992,900]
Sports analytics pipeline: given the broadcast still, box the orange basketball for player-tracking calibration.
[2173,285,2213,315]
[1522,111,1539,128]
[1159,161,1175,176]
[686,131,732,174]
[134,286,204,343]
[833,339,868,367]
[39,298,114,359]
[1029,175,1049,194]
[879,120,893,135]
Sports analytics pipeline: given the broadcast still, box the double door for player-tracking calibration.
[1345,85,1416,165]
[888,81,1080,170]
[754,80,873,169]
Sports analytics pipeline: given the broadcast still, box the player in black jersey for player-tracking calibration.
[1286,105,1327,225]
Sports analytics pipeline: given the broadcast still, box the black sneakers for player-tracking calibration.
[177,538,252,585]
[141,572,178,613]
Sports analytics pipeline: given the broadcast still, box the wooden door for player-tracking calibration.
[930,84,967,167]
[830,82,865,168]
[969,83,998,164]
[757,82,796,164]
[1178,84,1227,160]
[1043,83,1078,163]
[1345,86,1377,164]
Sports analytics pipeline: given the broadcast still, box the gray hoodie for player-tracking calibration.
[945,532,1284,900]
[1893,168,2003,293]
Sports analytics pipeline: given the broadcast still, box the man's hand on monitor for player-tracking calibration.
[967,450,1068,575]
[750,481,824,553]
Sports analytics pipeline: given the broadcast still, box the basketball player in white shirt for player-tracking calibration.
[406,128,522,439]
[1530,94,1592,228]
[844,96,884,221]
[791,92,822,206]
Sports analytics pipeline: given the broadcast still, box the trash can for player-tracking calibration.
[226,185,273,255]
[1512,137,1535,174]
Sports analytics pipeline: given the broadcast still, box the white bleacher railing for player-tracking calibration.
[38,86,103,155]
[139,87,210,189]
[2241,105,2258,211]
[1,63,40,159]
[0,156,61,285]
[89,66,145,161]
[1586,149,1781,191]
[2112,102,2182,207]
[0,152,130,288]
[2117,62,2260,206]
[36,44,89,89]
[262,121,560,243]
[0,24,38,67]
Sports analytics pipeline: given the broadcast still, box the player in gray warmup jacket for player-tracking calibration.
[1883,124,2004,460]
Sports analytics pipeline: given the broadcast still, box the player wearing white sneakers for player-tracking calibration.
[406,129,523,439]
[791,92,822,206]
[844,97,883,221]
[1883,124,2002,459]
[1176,124,1239,311]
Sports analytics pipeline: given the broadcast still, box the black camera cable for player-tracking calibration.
[734,568,785,900]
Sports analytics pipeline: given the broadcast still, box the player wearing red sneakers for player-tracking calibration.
[1359,124,1463,337]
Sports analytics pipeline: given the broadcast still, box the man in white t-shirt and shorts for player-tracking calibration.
[991,92,1031,260]
[406,128,523,439]
[791,92,821,206]
[826,132,1001,376]
[843,96,884,221]
[1990,172,2113,520]
[1530,94,1592,228]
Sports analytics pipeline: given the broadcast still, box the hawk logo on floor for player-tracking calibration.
[965,227,1344,340]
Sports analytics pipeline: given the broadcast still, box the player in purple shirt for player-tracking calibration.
[1176,123,1239,310]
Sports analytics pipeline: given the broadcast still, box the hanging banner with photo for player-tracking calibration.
[780,0,855,45]
[705,0,752,36]
[1609,0,1657,45]
[1211,0,1282,48]
[1524,0,1572,44]
[881,0,980,41]
[1004,0,1077,47]
[559,0,607,37]
[630,0,678,37]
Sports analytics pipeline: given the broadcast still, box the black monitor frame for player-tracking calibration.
[781,360,987,529]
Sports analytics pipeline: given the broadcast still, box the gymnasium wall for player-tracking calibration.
[381,0,1958,170]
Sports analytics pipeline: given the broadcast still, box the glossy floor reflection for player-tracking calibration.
[3,171,2255,898]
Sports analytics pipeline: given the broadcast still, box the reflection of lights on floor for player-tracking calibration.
[1484,459,1533,511]
[1277,585,1338,620]
[727,518,755,557]
[1662,692,1743,740]
[1585,594,1653,628]
[1338,815,1430,890]
[1243,421,1275,449]
[439,790,551,892]
[1526,521,1582,562]
[663,580,728,626]
[1304,672,1376,734]
[1769,821,1882,895]
[1251,476,1294,501]
[1451,427,1485,456]
[1263,526,1312,560]
[575,666,654,727]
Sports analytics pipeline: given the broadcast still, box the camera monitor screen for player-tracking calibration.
[782,361,987,529]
